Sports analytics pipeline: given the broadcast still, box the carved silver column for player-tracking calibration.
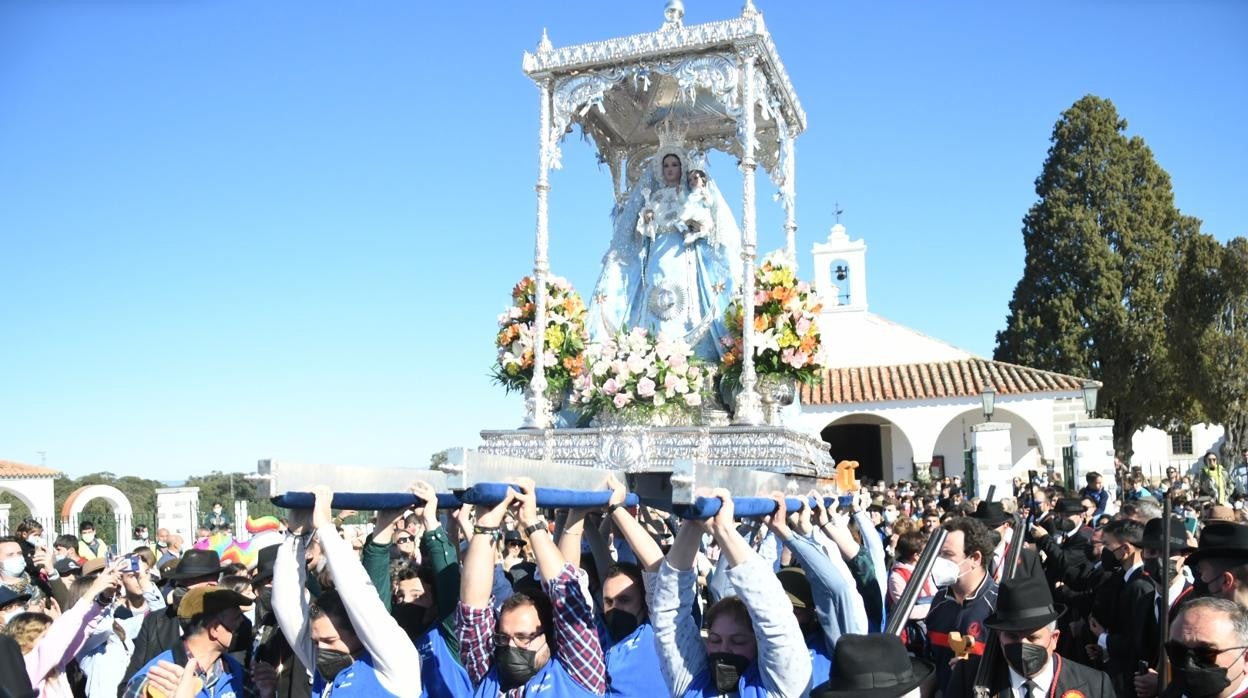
[524,77,554,429]
[782,133,797,269]
[734,49,762,426]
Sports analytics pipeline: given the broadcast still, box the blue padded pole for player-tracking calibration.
[272,492,463,511]
[674,495,854,519]
[458,483,639,509]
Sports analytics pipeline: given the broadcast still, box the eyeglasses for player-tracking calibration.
[493,629,545,649]
[395,537,413,544]
[1165,641,1248,667]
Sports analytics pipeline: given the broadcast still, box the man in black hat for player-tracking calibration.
[120,548,229,690]
[946,570,1115,697]
[1188,522,1248,611]
[812,633,933,697]
[1030,497,1095,587]
[970,501,1041,583]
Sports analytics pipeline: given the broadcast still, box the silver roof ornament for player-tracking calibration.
[662,0,685,31]
[742,0,758,18]
[537,27,553,53]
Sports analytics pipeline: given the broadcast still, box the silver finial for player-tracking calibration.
[742,0,758,17]
[537,27,553,53]
[662,0,685,30]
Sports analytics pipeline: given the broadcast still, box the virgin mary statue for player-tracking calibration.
[587,130,742,361]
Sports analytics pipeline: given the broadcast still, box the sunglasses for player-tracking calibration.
[1165,641,1248,667]
[395,536,413,544]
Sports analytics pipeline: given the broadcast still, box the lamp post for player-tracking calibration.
[981,381,996,423]
[1082,380,1099,417]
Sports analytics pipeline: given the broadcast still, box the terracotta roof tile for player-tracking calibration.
[0,460,60,478]
[800,358,1091,406]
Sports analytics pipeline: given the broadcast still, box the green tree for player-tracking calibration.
[183,471,258,517]
[995,95,1193,460]
[429,449,450,468]
[1170,235,1248,460]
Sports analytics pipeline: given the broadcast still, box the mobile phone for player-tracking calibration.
[121,555,141,573]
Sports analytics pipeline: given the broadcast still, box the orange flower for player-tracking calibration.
[755,315,769,332]
[722,351,738,366]
[800,334,817,354]
[771,286,793,304]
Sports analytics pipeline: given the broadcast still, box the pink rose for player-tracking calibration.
[637,377,657,398]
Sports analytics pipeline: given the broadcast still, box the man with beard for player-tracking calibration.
[970,501,1042,583]
[946,570,1115,697]
[457,477,606,696]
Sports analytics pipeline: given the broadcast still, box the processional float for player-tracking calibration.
[256,1,848,517]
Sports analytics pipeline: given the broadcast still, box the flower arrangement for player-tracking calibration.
[572,327,706,423]
[491,275,588,397]
[720,252,825,384]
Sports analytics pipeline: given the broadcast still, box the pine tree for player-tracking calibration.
[995,95,1189,460]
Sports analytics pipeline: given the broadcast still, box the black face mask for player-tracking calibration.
[707,652,750,693]
[1172,656,1233,698]
[1003,642,1049,677]
[391,602,432,642]
[603,609,640,643]
[1100,548,1121,571]
[494,645,539,689]
[316,648,354,683]
[1143,557,1178,585]
[1057,517,1078,534]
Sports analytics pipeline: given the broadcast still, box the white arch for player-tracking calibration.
[931,407,1047,479]
[60,485,134,552]
[820,412,917,483]
[0,479,57,533]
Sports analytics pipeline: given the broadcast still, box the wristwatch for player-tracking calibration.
[523,520,549,538]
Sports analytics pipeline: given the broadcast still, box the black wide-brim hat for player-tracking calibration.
[1140,516,1193,553]
[812,633,934,698]
[164,549,225,580]
[984,570,1065,632]
[971,500,1011,528]
[1186,521,1248,566]
[1054,498,1086,515]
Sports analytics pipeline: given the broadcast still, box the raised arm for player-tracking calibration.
[272,509,315,672]
[720,494,811,697]
[649,517,709,697]
[361,507,404,612]
[310,486,421,696]
[25,569,114,681]
[605,474,664,571]
[456,489,515,683]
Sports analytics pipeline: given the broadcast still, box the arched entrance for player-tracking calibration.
[60,485,134,553]
[931,408,1047,483]
[821,414,915,483]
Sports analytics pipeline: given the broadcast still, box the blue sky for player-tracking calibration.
[2,1,1245,482]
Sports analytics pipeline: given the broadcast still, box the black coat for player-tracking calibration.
[1091,567,1158,698]
[1035,527,1094,587]
[946,652,1116,698]
[0,634,35,698]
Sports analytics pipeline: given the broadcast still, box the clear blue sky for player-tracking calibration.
[2,1,1245,482]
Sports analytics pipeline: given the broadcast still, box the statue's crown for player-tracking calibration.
[655,119,688,151]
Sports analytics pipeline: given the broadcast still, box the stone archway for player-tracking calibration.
[820,413,917,483]
[0,460,58,535]
[931,407,1047,484]
[60,485,134,553]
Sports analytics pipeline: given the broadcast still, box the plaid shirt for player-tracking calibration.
[458,562,607,696]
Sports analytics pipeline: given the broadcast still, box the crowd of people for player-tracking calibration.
[0,467,1246,697]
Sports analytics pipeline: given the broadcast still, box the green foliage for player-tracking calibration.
[995,95,1192,459]
[1169,235,1248,460]
[182,471,257,515]
[429,449,450,468]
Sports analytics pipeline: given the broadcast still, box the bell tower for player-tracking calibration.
[811,221,867,312]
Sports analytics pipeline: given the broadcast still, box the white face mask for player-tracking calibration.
[2,558,28,578]
[27,536,43,548]
[883,510,899,524]
[930,557,966,588]
[81,533,95,543]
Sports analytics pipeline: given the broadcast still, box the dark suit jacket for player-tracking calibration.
[1035,527,1094,587]
[1092,567,1158,697]
[946,652,1116,698]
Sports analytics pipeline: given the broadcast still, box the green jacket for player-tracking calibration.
[361,527,461,661]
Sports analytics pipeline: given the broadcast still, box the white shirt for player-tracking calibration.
[1008,657,1054,698]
